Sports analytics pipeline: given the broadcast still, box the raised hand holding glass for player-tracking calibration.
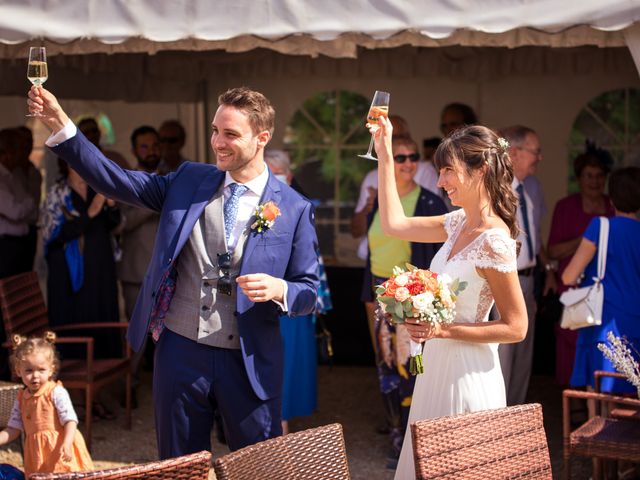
[358,90,390,161]
[26,47,48,117]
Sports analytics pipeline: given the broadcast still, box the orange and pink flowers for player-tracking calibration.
[376,264,467,374]
[251,201,281,233]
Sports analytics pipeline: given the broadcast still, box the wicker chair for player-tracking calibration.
[213,423,350,480]
[562,388,640,480]
[0,381,23,454]
[0,381,22,428]
[0,271,132,450]
[410,403,552,479]
[28,450,211,479]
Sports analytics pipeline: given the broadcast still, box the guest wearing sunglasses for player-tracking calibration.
[360,135,447,467]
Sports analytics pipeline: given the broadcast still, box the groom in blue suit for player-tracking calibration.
[29,86,319,457]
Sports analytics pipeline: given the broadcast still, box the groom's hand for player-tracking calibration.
[237,273,285,303]
[27,86,70,133]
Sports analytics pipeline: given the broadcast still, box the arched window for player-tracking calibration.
[568,87,640,192]
[284,90,373,265]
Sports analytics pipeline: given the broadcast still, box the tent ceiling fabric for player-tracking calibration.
[0,46,636,102]
[1,0,639,59]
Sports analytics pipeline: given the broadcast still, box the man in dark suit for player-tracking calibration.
[29,86,319,458]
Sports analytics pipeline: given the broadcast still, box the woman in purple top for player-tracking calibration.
[547,145,615,385]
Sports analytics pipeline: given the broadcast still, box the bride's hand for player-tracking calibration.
[405,318,440,343]
[367,116,393,163]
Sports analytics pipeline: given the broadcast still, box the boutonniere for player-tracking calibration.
[251,201,281,233]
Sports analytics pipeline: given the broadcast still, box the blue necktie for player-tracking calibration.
[224,183,248,243]
[516,183,534,261]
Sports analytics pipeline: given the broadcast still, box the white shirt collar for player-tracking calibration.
[223,164,269,196]
[511,177,523,190]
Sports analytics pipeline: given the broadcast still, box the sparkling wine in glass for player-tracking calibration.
[27,47,48,86]
[358,90,390,161]
[26,46,48,117]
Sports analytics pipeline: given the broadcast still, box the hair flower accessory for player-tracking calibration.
[251,201,281,233]
[498,137,509,152]
[497,137,510,151]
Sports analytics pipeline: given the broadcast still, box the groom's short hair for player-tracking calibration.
[218,87,275,137]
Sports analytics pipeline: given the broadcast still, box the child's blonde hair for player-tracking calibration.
[10,331,60,379]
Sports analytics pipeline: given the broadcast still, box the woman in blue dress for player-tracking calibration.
[562,166,640,394]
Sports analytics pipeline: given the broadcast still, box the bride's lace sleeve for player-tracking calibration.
[473,231,517,272]
[443,209,465,237]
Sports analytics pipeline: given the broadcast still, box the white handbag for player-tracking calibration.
[559,217,609,330]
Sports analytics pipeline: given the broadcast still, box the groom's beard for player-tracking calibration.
[213,144,259,172]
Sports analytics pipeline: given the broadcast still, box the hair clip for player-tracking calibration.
[497,137,510,151]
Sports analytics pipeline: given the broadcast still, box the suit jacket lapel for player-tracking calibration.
[174,170,225,259]
[240,172,282,273]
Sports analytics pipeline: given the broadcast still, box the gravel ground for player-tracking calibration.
[1,367,594,479]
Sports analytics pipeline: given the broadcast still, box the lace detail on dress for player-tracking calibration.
[466,231,517,272]
[475,282,494,323]
[443,209,465,237]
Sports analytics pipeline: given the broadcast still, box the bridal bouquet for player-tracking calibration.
[375,264,467,374]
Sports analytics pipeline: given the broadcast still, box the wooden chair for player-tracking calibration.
[410,403,552,479]
[29,450,211,479]
[563,388,640,479]
[213,423,350,480]
[0,271,132,450]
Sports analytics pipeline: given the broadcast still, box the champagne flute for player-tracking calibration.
[26,46,48,117]
[358,90,390,161]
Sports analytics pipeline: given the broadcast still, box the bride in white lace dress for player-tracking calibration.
[367,120,528,480]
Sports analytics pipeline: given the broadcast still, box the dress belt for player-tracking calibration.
[517,267,535,277]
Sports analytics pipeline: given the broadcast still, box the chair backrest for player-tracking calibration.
[0,382,23,428]
[411,403,552,479]
[0,271,49,340]
[213,423,350,480]
[29,450,211,479]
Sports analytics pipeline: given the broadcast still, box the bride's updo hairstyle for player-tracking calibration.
[434,125,519,238]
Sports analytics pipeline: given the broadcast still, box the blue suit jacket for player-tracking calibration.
[52,133,319,400]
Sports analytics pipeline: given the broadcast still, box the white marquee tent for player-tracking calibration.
[1,0,640,99]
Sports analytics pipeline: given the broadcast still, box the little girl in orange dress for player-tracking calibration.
[0,332,93,476]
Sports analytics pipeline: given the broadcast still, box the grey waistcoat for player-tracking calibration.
[163,187,248,349]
